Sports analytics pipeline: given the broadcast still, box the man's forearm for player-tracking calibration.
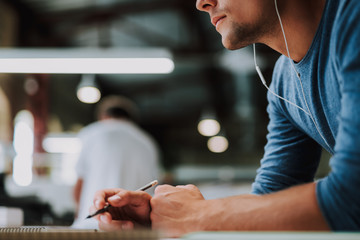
[198,182,330,231]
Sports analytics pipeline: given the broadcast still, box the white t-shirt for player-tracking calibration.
[71,119,160,229]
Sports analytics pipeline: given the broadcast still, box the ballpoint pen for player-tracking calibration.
[85,180,158,219]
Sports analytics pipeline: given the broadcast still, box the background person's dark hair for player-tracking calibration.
[105,106,132,121]
[96,95,140,123]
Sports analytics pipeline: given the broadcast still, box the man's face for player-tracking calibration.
[196,0,276,50]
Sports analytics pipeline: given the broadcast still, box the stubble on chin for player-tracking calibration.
[222,20,272,50]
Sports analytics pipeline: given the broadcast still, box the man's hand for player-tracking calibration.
[150,184,206,237]
[149,183,329,237]
[91,188,152,230]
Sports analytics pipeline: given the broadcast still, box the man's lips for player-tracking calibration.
[211,16,226,27]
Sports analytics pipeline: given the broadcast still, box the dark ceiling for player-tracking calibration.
[1,0,280,172]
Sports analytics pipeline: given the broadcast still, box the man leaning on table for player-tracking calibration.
[90,0,360,237]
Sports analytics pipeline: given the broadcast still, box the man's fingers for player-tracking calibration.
[93,188,152,210]
[89,205,100,220]
[88,205,112,222]
[107,191,152,207]
[100,212,112,223]
[98,220,134,231]
[93,188,126,209]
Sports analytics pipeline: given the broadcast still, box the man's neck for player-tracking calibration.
[264,0,326,62]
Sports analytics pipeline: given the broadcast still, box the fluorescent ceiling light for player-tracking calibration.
[0,58,174,74]
[0,48,174,74]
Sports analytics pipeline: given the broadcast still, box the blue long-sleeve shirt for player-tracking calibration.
[252,0,360,230]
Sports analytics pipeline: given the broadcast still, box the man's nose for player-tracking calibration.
[196,0,217,12]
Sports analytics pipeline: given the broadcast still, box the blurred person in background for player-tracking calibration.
[71,95,161,229]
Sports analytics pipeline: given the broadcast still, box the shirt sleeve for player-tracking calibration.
[316,0,360,230]
[252,88,322,194]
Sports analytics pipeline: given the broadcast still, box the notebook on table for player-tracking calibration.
[0,226,159,240]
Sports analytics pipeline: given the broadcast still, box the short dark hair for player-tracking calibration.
[105,106,132,120]
[96,95,139,122]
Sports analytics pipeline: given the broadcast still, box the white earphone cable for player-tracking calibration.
[253,45,311,116]
[253,0,331,150]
